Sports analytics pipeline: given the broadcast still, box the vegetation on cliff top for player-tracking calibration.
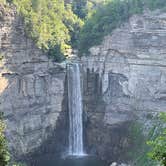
[0,0,83,61]
[78,0,166,55]
[1,0,166,59]
[12,0,83,61]
[147,112,166,166]
[0,0,102,60]
[72,0,105,19]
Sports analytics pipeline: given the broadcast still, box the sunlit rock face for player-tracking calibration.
[81,10,166,162]
[1,4,166,164]
[0,6,68,159]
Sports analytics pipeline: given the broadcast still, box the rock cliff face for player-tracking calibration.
[0,5,68,160]
[81,9,166,162]
[0,4,166,164]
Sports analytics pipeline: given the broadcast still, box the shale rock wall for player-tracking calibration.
[81,10,166,162]
[0,5,68,159]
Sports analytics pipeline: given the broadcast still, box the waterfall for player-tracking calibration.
[67,63,84,156]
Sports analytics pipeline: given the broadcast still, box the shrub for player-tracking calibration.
[147,113,166,166]
[0,112,10,166]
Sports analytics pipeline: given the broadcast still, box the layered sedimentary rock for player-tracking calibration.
[1,4,166,164]
[81,9,166,162]
[0,5,68,159]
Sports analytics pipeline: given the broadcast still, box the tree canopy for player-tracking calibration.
[78,0,166,55]
[147,113,166,166]
[12,0,83,61]
[1,0,166,59]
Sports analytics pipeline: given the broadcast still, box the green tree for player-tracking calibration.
[72,0,88,19]
[0,113,10,166]
[12,0,83,60]
[78,0,166,55]
[147,113,166,166]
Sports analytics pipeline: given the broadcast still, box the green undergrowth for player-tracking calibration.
[0,112,26,166]
[127,121,157,166]
[0,112,10,166]
[147,113,166,166]
[126,113,166,166]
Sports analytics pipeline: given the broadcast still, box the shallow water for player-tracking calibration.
[33,155,108,166]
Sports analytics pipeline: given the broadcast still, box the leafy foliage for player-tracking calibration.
[1,0,166,59]
[0,54,4,61]
[0,113,25,166]
[71,0,101,19]
[147,113,166,166]
[78,0,166,55]
[72,0,88,19]
[0,113,10,166]
[12,162,26,166]
[126,122,156,166]
[11,0,83,61]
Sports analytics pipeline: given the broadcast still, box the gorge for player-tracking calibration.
[0,1,166,166]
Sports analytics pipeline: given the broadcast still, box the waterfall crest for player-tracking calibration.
[67,63,85,156]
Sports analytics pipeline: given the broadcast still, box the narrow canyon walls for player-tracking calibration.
[0,5,166,164]
[0,5,68,159]
[81,10,166,162]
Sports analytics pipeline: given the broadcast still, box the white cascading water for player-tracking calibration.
[67,63,84,156]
